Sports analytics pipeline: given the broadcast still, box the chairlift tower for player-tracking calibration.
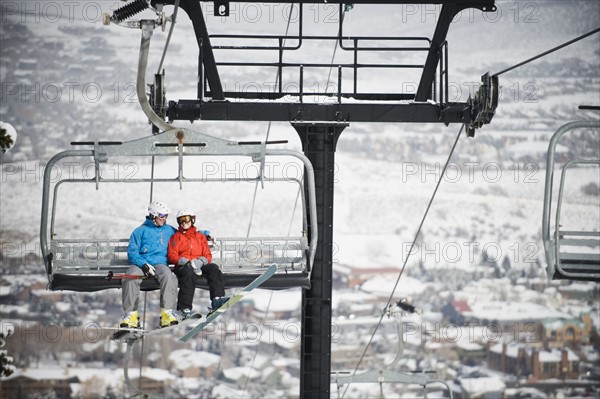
[126,1,498,397]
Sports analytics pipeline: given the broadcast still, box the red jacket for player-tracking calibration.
[167,226,212,268]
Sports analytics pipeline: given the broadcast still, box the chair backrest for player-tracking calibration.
[542,121,600,281]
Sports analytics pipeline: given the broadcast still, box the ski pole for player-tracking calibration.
[106,271,148,280]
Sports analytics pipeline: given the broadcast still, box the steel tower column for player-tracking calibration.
[293,122,348,398]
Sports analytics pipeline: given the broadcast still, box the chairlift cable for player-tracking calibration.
[281,6,348,238]
[493,27,600,77]
[138,292,148,392]
[246,182,261,238]
[238,5,298,396]
[136,155,157,389]
[138,99,162,389]
[341,124,464,399]
[156,0,181,74]
[245,3,296,238]
[325,8,347,91]
[287,187,303,237]
[241,290,275,396]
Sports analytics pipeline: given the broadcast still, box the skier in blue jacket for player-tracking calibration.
[119,200,179,328]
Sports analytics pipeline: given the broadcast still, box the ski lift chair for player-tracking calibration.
[40,129,317,292]
[333,300,454,398]
[542,120,600,281]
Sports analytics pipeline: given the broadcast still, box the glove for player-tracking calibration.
[141,263,156,277]
[197,256,208,267]
[190,260,202,275]
[177,257,190,267]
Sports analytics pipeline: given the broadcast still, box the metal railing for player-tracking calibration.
[201,4,448,104]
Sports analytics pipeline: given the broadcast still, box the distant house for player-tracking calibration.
[128,368,176,396]
[541,315,594,348]
[222,366,261,386]
[531,348,580,380]
[0,369,78,399]
[557,283,597,300]
[487,342,580,380]
[331,344,378,370]
[0,284,12,300]
[168,350,220,379]
[487,342,530,378]
[461,300,563,341]
[441,300,472,324]
[333,265,404,288]
[455,341,486,366]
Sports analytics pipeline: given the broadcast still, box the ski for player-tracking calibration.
[107,313,202,341]
[178,263,278,343]
[109,327,143,341]
[145,313,202,336]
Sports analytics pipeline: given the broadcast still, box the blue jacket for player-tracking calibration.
[128,218,177,268]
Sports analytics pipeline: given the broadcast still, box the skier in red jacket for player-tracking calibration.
[167,209,229,318]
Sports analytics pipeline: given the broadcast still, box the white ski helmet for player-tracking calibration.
[148,200,170,218]
[176,209,196,225]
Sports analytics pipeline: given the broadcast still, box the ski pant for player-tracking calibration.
[175,262,225,311]
[122,264,177,312]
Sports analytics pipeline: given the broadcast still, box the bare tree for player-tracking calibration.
[0,325,15,377]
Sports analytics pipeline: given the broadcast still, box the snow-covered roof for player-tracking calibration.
[0,285,13,297]
[460,376,506,396]
[211,383,247,398]
[55,302,71,312]
[538,348,579,363]
[2,368,76,381]
[451,300,472,313]
[504,387,546,399]
[359,275,428,296]
[489,342,526,357]
[542,317,585,330]
[1,367,123,385]
[558,282,597,292]
[456,341,484,351]
[222,366,261,381]
[489,343,580,362]
[168,349,220,370]
[138,367,177,381]
[467,301,570,322]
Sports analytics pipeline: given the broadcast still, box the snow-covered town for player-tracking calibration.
[1,1,599,398]
[0,258,599,397]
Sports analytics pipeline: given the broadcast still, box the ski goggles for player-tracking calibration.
[177,216,193,225]
[155,213,168,219]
